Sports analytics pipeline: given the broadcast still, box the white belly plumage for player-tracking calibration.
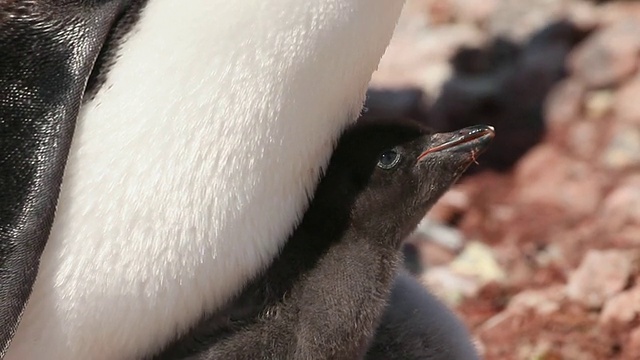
[6,1,405,359]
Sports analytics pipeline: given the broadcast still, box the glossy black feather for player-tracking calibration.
[0,1,144,354]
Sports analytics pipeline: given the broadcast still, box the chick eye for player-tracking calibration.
[377,149,401,170]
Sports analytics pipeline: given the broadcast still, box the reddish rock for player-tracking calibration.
[569,20,640,89]
[625,326,640,359]
[545,79,585,130]
[600,123,640,171]
[566,120,602,160]
[615,74,640,124]
[514,144,566,184]
[457,282,514,329]
[567,1,600,30]
[419,240,457,267]
[566,250,637,309]
[514,145,561,185]
[545,222,601,268]
[609,226,640,248]
[451,0,498,25]
[545,85,613,161]
[507,285,565,316]
[427,187,471,223]
[425,0,456,25]
[600,2,640,27]
[514,144,605,219]
[600,175,640,232]
[600,286,640,325]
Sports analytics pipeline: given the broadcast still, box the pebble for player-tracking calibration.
[600,175,640,232]
[600,285,640,325]
[414,218,466,250]
[427,187,471,223]
[515,144,604,219]
[422,266,482,305]
[545,79,585,128]
[507,285,565,316]
[615,75,640,124]
[451,0,498,25]
[600,124,640,170]
[566,250,636,309]
[566,120,600,160]
[584,89,615,119]
[449,241,505,283]
[601,1,640,27]
[625,326,640,359]
[569,20,640,88]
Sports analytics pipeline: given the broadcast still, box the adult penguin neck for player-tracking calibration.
[6,1,406,360]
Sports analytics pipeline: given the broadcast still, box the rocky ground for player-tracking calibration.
[369,0,640,359]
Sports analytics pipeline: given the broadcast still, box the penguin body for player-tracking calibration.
[366,272,480,360]
[153,119,492,359]
[3,1,405,359]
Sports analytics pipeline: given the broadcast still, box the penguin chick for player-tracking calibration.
[155,119,494,360]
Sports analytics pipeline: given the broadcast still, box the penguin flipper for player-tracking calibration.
[0,1,127,354]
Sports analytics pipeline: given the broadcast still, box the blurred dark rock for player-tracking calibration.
[450,37,520,75]
[363,88,429,124]
[429,20,590,172]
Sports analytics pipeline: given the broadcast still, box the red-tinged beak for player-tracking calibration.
[417,125,495,163]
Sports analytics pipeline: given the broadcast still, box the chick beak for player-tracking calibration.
[417,125,495,163]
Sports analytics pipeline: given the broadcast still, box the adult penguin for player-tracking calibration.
[0,1,405,359]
